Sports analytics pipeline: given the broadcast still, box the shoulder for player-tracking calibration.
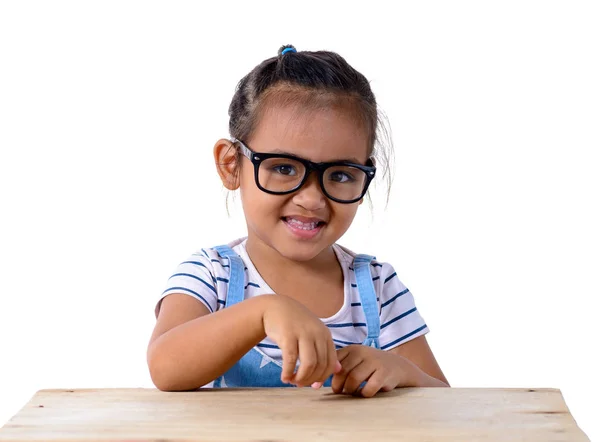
[191,237,248,267]
[183,246,229,276]
[157,239,248,312]
[333,243,395,281]
[335,244,410,306]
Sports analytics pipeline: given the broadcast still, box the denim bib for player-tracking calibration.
[212,244,381,388]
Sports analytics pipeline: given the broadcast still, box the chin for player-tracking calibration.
[271,238,331,262]
[248,222,337,262]
[279,249,321,262]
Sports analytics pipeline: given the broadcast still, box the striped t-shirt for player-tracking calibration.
[156,237,429,363]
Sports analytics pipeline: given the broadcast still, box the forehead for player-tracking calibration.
[250,101,371,163]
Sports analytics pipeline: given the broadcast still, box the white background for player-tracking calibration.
[1,1,598,439]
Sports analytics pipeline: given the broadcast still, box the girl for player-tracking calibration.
[147,45,449,397]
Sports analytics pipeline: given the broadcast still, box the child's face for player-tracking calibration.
[239,103,370,263]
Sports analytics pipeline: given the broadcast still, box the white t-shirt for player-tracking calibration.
[156,237,429,362]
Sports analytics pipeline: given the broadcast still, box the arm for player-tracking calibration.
[367,262,449,390]
[389,335,449,387]
[148,292,339,391]
[147,293,272,391]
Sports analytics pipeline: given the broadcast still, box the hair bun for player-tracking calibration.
[278,45,297,56]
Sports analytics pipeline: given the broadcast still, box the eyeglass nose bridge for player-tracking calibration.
[293,162,328,195]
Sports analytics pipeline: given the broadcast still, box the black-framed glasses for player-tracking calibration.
[234,138,376,204]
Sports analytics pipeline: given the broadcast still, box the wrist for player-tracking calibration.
[253,294,278,333]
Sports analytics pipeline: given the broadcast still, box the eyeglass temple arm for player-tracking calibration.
[233,138,254,161]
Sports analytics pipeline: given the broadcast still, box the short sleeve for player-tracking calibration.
[155,249,224,318]
[375,262,429,351]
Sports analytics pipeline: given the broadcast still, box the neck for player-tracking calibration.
[245,236,338,279]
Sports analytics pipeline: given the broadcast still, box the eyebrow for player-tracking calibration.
[270,149,363,164]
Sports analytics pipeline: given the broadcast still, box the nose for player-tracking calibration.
[291,171,327,211]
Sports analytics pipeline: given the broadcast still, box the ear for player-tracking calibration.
[214,139,241,190]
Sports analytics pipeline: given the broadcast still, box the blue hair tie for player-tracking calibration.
[282,47,297,55]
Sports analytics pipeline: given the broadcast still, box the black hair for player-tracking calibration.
[227,44,394,206]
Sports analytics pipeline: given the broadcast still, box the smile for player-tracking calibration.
[281,217,326,239]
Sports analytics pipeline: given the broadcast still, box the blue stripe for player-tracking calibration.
[180,260,241,281]
[179,262,217,284]
[380,324,428,350]
[169,273,217,295]
[381,307,417,329]
[211,258,229,268]
[351,297,379,307]
[381,289,409,308]
[245,282,260,289]
[201,249,210,258]
[181,260,212,271]
[217,299,225,305]
[161,287,214,313]
[216,277,229,283]
[384,272,397,284]
[257,343,279,349]
[327,322,366,328]
[333,338,361,345]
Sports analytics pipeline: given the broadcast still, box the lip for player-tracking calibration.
[282,215,326,224]
[282,217,325,240]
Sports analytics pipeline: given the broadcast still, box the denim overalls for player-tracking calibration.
[212,244,381,388]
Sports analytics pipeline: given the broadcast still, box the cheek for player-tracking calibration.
[336,205,360,226]
[238,164,259,202]
[239,163,254,188]
[239,170,279,218]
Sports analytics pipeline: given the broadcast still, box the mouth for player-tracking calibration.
[281,217,326,230]
[281,216,326,239]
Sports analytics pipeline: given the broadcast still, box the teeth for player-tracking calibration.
[286,218,319,230]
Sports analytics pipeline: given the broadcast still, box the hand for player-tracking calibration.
[262,295,339,387]
[330,345,418,398]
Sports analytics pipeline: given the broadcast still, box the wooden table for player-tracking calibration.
[0,387,589,441]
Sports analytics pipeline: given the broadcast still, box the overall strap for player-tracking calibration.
[353,254,381,349]
[212,245,245,308]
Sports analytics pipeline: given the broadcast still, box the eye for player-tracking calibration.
[329,171,356,183]
[272,164,298,176]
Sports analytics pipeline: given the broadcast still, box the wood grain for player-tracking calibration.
[0,387,589,441]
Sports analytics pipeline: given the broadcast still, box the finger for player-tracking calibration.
[336,346,351,363]
[342,361,376,395]
[329,340,340,375]
[311,382,323,389]
[331,348,363,394]
[280,339,299,384]
[312,338,330,384]
[292,339,317,387]
[360,371,389,398]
